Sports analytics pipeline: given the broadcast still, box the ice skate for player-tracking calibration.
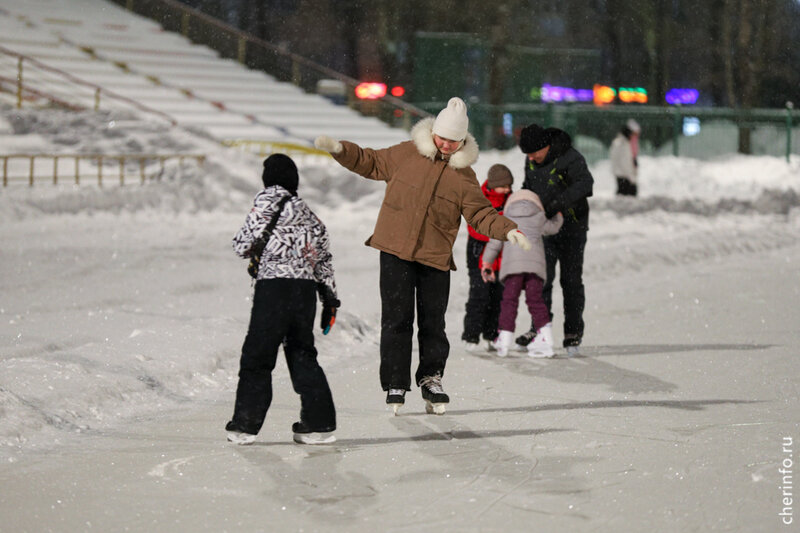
[492,330,514,357]
[461,339,484,354]
[563,334,582,357]
[419,375,449,415]
[514,329,536,352]
[386,388,406,415]
[226,430,256,445]
[564,345,582,357]
[292,421,336,445]
[225,420,257,445]
[527,323,555,358]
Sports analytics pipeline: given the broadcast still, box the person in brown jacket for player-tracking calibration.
[315,97,531,415]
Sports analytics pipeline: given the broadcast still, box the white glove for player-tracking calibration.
[314,135,342,154]
[507,229,532,251]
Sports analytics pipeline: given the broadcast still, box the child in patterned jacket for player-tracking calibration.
[226,154,340,445]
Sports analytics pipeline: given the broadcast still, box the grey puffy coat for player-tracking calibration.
[482,190,563,282]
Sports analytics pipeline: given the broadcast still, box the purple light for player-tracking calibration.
[666,88,699,105]
[541,84,593,103]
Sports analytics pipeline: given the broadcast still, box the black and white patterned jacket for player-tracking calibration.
[233,185,337,295]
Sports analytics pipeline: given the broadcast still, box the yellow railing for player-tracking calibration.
[0,153,205,186]
[221,140,331,159]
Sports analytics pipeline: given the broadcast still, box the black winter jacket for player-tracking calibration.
[522,128,594,232]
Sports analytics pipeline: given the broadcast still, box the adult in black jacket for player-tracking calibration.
[518,124,594,355]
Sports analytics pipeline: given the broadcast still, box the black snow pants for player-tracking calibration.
[542,230,588,346]
[462,236,503,343]
[228,278,335,435]
[379,252,450,391]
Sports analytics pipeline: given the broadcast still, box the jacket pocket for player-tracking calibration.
[428,193,460,230]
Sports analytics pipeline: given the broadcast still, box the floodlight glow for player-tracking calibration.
[666,88,699,105]
[619,87,647,103]
[683,117,701,136]
[355,82,387,100]
[502,113,513,136]
[540,84,593,103]
[593,84,616,106]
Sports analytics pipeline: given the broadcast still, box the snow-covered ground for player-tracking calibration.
[1,105,799,532]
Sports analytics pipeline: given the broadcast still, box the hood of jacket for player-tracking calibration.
[411,117,479,170]
[543,128,573,162]
[505,189,544,212]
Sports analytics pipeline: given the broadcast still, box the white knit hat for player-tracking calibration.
[432,97,469,141]
[626,118,641,133]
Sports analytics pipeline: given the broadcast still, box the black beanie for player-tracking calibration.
[261,154,299,194]
[518,123,551,153]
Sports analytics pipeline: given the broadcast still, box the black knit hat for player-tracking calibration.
[518,123,552,153]
[261,153,298,194]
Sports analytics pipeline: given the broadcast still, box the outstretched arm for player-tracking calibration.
[316,136,396,183]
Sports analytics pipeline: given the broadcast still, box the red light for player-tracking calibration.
[355,82,387,100]
[390,86,405,97]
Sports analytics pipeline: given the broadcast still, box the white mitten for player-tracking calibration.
[314,135,343,154]
[507,229,532,251]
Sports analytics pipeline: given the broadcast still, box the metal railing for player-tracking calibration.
[426,102,800,163]
[221,140,330,159]
[109,0,431,130]
[1,153,205,186]
[0,45,177,125]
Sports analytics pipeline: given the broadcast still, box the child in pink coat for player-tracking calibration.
[482,190,562,357]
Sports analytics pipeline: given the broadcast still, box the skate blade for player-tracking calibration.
[293,432,336,445]
[391,403,401,415]
[528,351,555,359]
[425,401,446,415]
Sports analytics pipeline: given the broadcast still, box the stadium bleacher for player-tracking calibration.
[0,0,410,148]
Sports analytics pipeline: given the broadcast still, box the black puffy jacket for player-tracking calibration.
[522,128,594,233]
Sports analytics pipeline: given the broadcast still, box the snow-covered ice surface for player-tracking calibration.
[1,105,799,532]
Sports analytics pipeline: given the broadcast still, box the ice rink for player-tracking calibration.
[1,107,799,531]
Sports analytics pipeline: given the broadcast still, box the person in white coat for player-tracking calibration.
[610,119,641,196]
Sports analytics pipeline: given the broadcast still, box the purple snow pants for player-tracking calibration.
[498,273,550,333]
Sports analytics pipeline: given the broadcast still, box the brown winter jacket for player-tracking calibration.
[332,117,517,271]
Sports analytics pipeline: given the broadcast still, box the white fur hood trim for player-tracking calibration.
[410,117,479,170]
